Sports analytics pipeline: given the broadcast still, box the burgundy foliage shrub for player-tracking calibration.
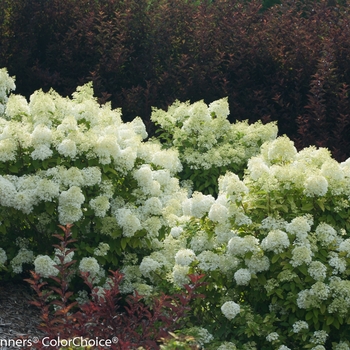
[1,0,350,159]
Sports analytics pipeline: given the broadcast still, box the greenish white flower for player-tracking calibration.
[175,248,196,266]
[292,320,309,333]
[139,257,161,277]
[172,264,190,286]
[170,226,183,238]
[266,332,279,342]
[79,257,100,277]
[261,229,289,254]
[234,268,251,286]
[308,261,327,281]
[221,301,240,320]
[89,195,110,217]
[94,242,110,257]
[217,342,237,350]
[0,247,7,266]
[228,235,259,257]
[10,248,34,274]
[290,245,313,267]
[310,330,328,345]
[304,175,328,197]
[34,255,59,278]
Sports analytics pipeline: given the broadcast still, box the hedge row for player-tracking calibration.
[1,0,350,159]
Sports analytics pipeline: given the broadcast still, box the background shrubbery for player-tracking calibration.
[1,0,350,160]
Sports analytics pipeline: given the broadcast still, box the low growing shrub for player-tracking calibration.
[0,67,187,282]
[24,225,207,350]
[133,136,350,349]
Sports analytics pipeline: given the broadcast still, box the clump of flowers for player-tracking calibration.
[133,135,350,348]
[151,97,277,194]
[0,67,188,277]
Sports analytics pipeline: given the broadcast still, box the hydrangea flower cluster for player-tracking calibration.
[151,97,277,171]
[0,68,188,274]
[0,247,7,266]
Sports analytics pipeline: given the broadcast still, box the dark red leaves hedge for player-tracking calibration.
[1,0,350,160]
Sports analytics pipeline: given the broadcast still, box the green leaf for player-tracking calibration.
[9,165,18,173]
[271,255,279,264]
[306,311,313,321]
[121,238,127,250]
[326,316,334,325]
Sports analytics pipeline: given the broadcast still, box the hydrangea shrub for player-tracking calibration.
[133,136,350,349]
[0,67,188,277]
[151,97,277,195]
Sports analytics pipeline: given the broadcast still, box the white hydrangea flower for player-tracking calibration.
[328,252,346,274]
[260,216,287,231]
[89,195,110,217]
[53,248,75,264]
[182,192,215,218]
[0,248,7,266]
[333,342,350,350]
[234,268,251,285]
[170,226,183,238]
[278,346,291,350]
[208,97,230,118]
[216,342,237,350]
[245,253,270,273]
[247,156,270,181]
[59,186,85,207]
[286,216,312,239]
[79,257,100,277]
[0,138,17,162]
[115,208,142,237]
[81,167,102,187]
[292,320,309,333]
[308,261,327,281]
[304,175,328,197]
[218,172,249,202]
[197,251,220,271]
[94,242,110,257]
[227,235,260,257]
[338,239,350,257]
[290,246,313,267]
[266,332,279,342]
[34,255,59,278]
[221,301,240,320]
[208,202,229,224]
[36,179,60,202]
[5,94,30,117]
[142,197,162,215]
[57,139,77,158]
[58,205,83,225]
[172,264,190,286]
[218,253,239,274]
[315,222,337,246]
[266,136,297,163]
[175,248,196,266]
[10,248,34,274]
[311,330,328,345]
[139,257,161,277]
[261,229,290,254]
[186,327,214,346]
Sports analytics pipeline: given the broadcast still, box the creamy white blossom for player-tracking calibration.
[234,268,251,285]
[34,255,59,278]
[221,301,240,320]
[0,248,7,266]
[175,248,196,266]
[304,175,328,197]
[261,229,290,254]
[79,257,100,277]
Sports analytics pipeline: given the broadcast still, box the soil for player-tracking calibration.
[0,282,44,350]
